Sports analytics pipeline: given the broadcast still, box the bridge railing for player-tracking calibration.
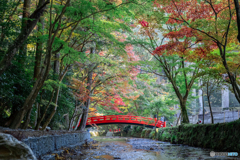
[86,115,166,128]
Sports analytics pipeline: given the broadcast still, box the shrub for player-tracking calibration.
[136,126,143,132]
[149,130,155,139]
[123,125,131,133]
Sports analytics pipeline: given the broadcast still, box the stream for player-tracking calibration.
[78,136,240,160]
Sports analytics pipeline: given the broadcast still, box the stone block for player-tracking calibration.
[54,135,62,149]
[38,136,54,156]
[27,137,39,157]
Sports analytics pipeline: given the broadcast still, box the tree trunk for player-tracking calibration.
[234,0,240,42]
[19,0,31,65]
[40,53,61,130]
[35,90,54,130]
[41,87,60,130]
[34,9,44,79]
[34,102,38,127]
[207,95,214,124]
[180,100,189,123]
[176,112,181,126]
[54,53,60,75]
[73,113,82,131]
[21,107,32,129]
[0,0,49,75]
[207,84,214,124]
[202,88,204,124]
[218,44,240,104]
[9,43,52,129]
[78,47,95,131]
[79,97,91,131]
[35,102,41,130]
[69,100,82,130]
[154,112,159,140]
[41,65,70,130]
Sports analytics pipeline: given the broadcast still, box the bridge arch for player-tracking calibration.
[78,115,166,128]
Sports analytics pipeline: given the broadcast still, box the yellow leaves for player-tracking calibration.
[51,0,65,5]
[109,0,122,6]
[54,153,64,160]
[27,44,35,50]
[127,95,140,100]
[52,0,61,5]
[123,81,128,88]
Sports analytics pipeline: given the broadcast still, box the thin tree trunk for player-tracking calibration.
[207,95,214,124]
[69,100,81,130]
[54,53,60,75]
[34,102,38,127]
[73,113,82,131]
[34,9,44,79]
[207,83,214,124]
[79,98,90,131]
[176,113,181,126]
[41,65,69,130]
[0,0,49,75]
[21,107,32,129]
[33,13,44,128]
[69,113,78,130]
[35,90,43,129]
[35,90,55,130]
[40,53,61,130]
[234,0,240,42]
[202,89,204,124]
[41,87,60,130]
[19,0,31,65]
[217,44,240,104]
[78,47,95,131]
[154,112,159,140]
[36,102,41,129]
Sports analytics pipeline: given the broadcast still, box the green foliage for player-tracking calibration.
[149,130,155,139]
[2,0,238,130]
[0,63,33,119]
[123,125,131,133]
[136,126,143,132]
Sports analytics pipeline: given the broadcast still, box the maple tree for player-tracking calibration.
[131,18,211,123]
[153,0,240,105]
[120,0,240,123]
[68,32,142,129]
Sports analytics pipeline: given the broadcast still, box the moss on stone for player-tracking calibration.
[155,119,240,152]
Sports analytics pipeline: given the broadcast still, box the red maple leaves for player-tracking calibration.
[139,20,149,27]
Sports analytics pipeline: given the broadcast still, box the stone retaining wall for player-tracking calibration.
[122,119,240,152]
[22,132,90,158]
[156,120,240,152]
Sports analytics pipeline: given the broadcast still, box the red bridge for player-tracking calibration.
[78,115,166,128]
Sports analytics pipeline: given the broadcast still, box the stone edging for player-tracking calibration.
[22,132,91,158]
